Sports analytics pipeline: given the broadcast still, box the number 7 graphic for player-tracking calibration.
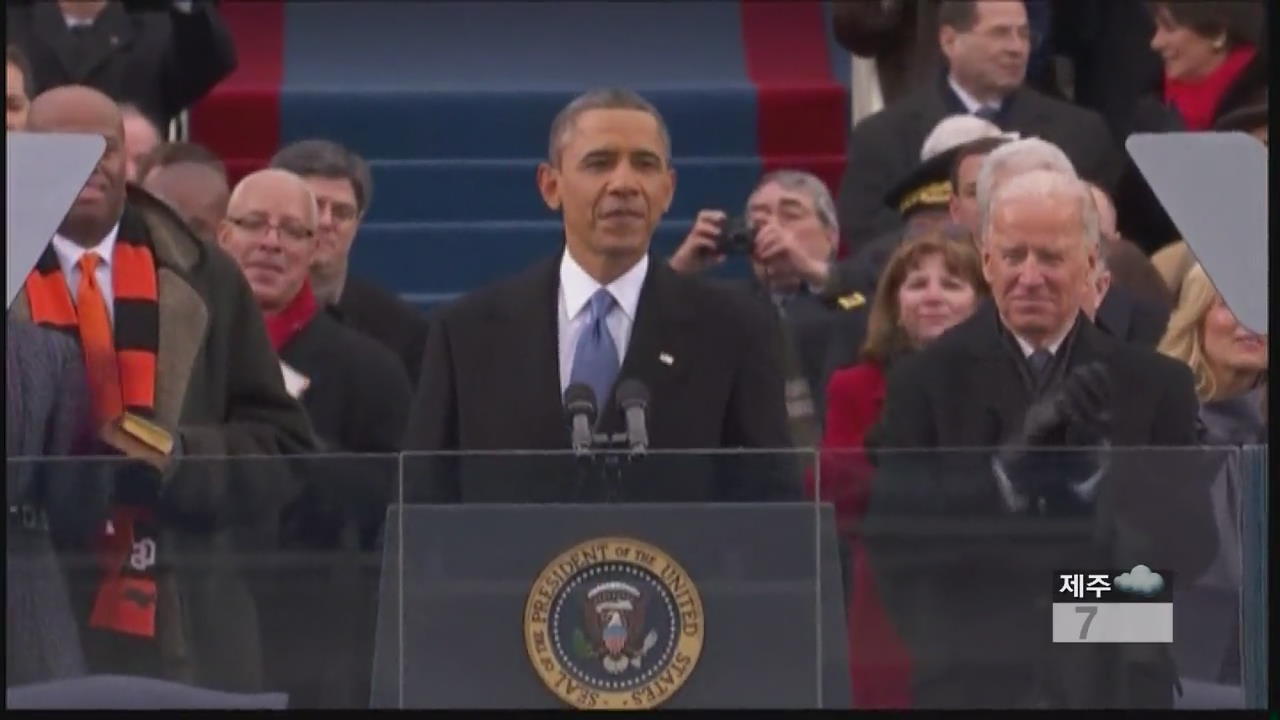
[1075,606,1097,639]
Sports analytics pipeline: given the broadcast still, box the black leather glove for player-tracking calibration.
[1019,389,1071,447]
[1060,362,1112,447]
[997,363,1112,513]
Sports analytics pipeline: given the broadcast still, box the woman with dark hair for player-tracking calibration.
[1148,1,1267,130]
[1117,1,1267,254]
[6,44,34,131]
[808,229,988,708]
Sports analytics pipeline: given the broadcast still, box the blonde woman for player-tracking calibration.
[1158,264,1267,427]
[1156,263,1265,700]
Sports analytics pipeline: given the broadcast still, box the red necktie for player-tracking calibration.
[75,252,124,426]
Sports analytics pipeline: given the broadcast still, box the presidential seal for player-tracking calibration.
[524,537,704,710]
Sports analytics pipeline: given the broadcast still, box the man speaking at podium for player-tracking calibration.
[403,88,797,504]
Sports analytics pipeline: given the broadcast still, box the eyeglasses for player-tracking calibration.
[227,216,315,243]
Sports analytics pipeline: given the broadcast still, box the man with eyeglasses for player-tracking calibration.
[669,170,867,447]
[836,0,1121,255]
[218,168,411,455]
[271,139,431,388]
[217,168,411,708]
[10,85,315,692]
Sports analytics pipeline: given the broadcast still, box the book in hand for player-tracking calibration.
[100,413,176,472]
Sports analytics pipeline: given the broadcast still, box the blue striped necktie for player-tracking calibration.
[570,288,620,408]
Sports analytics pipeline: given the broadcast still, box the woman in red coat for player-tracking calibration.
[811,229,987,708]
[1149,1,1265,132]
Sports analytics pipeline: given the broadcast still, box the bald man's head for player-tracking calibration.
[219,169,320,313]
[120,104,162,182]
[28,85,127,246]
[144,162,230,244]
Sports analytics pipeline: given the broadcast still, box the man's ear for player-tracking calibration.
[981,247,996,286]
[536,162,561,211]
[215,219,234,252]
[939,25,959,63]
[661,166,677,214]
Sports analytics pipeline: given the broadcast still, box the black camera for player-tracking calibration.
[713,216,758,255]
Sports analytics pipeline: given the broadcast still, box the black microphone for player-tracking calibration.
[564,383,598,454]
[615,379,650,455]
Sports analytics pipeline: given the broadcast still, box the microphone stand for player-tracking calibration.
[588,432,643,502]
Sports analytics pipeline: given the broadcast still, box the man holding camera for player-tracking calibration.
[669,170,867,446]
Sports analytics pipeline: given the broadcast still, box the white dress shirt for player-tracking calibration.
[948,75,1002,117]
[1010,326,1070,358]
[51,222,121,326]
[557,252,648,394]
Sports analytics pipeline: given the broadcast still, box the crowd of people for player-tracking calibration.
[5,0,1268,710]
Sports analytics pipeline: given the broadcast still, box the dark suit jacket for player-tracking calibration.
[5,0,236,128]
[5,321,103,689]
[281,311,411,456]
[861,303,1216,708]
[332,275,431,389]
[725,277,866,429]
[827,225,903,300]
[403,253,797,504]
[1096,285,1169,349]
[259,312,409,708]
[10,188,317,692]
[837,74,1120,252]
[1050,0,1165,143]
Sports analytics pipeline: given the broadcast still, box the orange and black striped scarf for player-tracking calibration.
[24,210,162,640]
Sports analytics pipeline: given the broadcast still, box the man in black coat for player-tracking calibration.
[403,89,796,505]
[1084,184,1170,348]
[862,169,1215,708]
[217,168,410,708]
[271,140,431,388]
[5,0,237,131]
[837,0,1119,253]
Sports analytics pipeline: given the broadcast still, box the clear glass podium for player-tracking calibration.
[5,446,1267,709]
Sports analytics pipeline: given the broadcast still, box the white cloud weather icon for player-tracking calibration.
[1114,565,1165,596]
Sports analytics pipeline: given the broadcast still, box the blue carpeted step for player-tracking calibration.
[280,87,761,162]
[277,1,844,305]
[350,218,753,306]
[280,2,761,160]
[367,156,764,223]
